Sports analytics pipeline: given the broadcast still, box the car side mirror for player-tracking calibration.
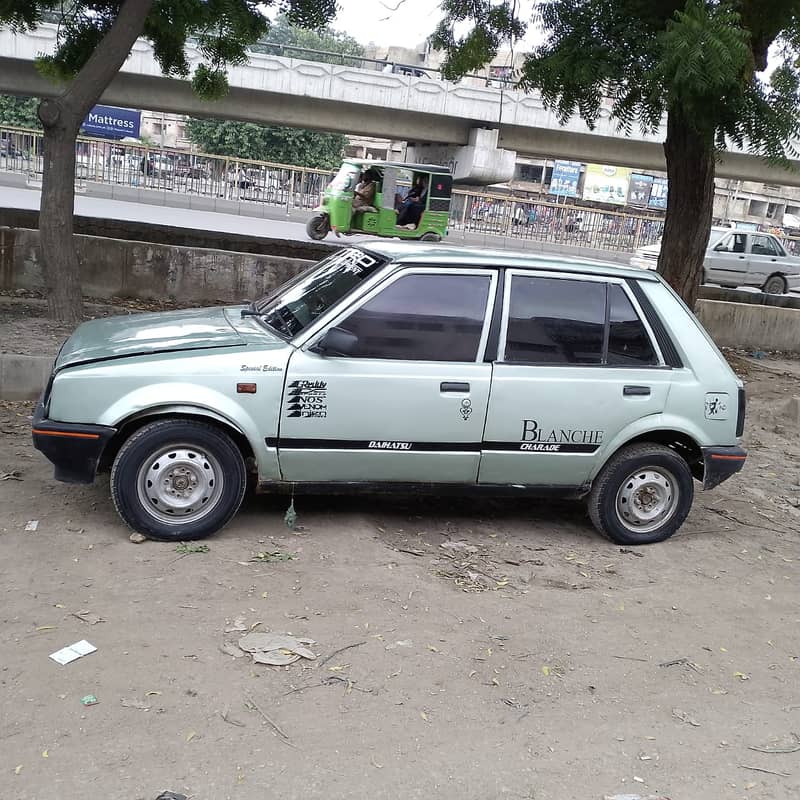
[311,327,358,357]
[714,243,726,252]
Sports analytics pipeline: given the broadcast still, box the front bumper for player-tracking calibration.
[32,402,116,484]
[702,446,747,490]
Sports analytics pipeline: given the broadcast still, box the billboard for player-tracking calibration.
[628,174,654,207]
[81,105,141,139]
[648,177,668,210]
[548,160,581,197]
[582,164,631,206]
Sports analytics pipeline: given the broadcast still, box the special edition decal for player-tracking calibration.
[286,380,328,419]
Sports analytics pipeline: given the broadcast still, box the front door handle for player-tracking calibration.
[623,385,650,397]
[440,381,470,393]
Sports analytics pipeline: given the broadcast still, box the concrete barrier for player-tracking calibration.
[1,227,314,304]
[696,299,800,352]
[0,354,52,400]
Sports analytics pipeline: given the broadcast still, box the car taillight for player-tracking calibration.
[736,387,746,437]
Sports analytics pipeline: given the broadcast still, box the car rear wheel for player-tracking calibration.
[588,443,694,545]
[306,214,330,240]
[420,232,442,242]
[763,275,787,295]
[111,420,247,541]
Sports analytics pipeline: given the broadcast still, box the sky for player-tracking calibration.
[308,0,538,51]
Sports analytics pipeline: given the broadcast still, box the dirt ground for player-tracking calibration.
[1,352,800,800]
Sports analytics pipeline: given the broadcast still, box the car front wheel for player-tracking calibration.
[111,419,247,541]
[588,443,694,545]
[306,214,331,240]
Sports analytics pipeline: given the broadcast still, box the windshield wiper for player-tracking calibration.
[241,305,293,338]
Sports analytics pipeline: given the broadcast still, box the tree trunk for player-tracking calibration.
[657,108,716,310]
[39,103,84,325]
[37,0,155,323]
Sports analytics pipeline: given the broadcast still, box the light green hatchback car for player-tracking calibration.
[33,242,746,545]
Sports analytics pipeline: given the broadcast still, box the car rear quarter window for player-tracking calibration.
[337,273,491,361]
[607,284,658,366]
[505,276,605,364]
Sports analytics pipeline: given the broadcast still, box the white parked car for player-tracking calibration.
[631,227,800,294]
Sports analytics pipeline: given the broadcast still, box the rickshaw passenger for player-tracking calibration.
[397,175,428,227]
[352,169,378,213]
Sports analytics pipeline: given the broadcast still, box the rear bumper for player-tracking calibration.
[702,446,747,490]
[32,402,116,484]
[783,273,800,291]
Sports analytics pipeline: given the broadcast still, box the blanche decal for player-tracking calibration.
[518,418,604,454]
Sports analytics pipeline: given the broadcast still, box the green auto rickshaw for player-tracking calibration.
[306,159,452,242]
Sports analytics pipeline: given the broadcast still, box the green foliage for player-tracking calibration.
[0,0,338,101]
[433,0,800,159]
[186,117,346,169]
[0,94,41,128]
[253,12,365,63]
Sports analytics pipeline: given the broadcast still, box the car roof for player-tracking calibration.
[357,240,661,281]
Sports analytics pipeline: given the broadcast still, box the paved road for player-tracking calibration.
[0,182,632,264]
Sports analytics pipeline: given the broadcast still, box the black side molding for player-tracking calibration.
[626,279,683,368]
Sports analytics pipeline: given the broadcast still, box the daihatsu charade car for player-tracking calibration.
[33,242,746,545]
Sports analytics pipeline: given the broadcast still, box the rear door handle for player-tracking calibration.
[440,381,470,393]
[623,385,650,397]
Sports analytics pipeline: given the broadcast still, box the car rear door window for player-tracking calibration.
[751,235,780,257]
[504,275,659,366]
[337,273,492,361]
[505,276,605,364]
[607,284,658,365]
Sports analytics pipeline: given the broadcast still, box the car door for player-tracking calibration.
[746,234,784,287]
[479,271,672,487]
[277,268,498,483]
[705,232,748,286]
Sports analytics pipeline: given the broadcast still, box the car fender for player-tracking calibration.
[98,383,278,478]
[588,412,710,481]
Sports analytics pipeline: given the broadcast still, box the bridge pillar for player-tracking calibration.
[405,128,516,185]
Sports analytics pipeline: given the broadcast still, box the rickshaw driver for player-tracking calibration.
[352,168,379,213]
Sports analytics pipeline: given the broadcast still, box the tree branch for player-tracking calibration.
[60,0,155,120]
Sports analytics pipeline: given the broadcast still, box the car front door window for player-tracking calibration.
[334,273,493,362]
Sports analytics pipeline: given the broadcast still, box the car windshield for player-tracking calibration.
[254,248,386,338]
[329,163,360,193]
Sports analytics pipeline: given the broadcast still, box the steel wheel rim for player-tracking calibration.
[615,466,679,535]
[765,277,784,294]
[136,443,224,526]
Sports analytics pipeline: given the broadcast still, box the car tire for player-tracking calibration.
[111,419,247,541]
[420,232,442,242]
[306,214,330,240]
[588,443,694,545]
[763,275,787,295]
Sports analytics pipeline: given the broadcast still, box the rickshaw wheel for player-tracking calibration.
[306,214,331,240]
[419,232,442,242]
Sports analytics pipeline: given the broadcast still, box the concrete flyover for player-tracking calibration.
[2,24,800,185]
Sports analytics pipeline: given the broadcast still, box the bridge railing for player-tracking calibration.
[6,124,798,256]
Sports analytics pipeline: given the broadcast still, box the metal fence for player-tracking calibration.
[0,125,334,211]
[13,124,798,257]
